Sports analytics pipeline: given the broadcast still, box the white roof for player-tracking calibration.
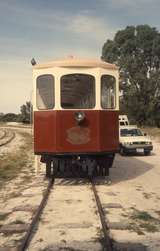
[33,56,118,70]
[120,125,138,129]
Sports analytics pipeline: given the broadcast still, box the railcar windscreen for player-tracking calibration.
[61,74,95,109]
[101,75,116,109]
[36,75,54,110]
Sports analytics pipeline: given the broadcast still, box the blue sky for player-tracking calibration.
[0,0,160,113]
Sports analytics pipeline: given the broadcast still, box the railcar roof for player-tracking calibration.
[33,57,118,70]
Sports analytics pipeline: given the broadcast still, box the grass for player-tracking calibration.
[41,246,83,251]
[0,213,9,221]
[128,208,160,234]
[139,222,158,232]
[12,219,25,225]
[130,210,155,221]
[0,131,33,187]
[129,223,145,235]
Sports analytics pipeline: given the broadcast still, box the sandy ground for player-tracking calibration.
[0,129,24,156]
[96,141,160,251]
[0,125,160,250]
[28,140,160,251]
[0,172,49,250]
[0,130,5,139]
[0,128,48,250]
[0,125,32,156]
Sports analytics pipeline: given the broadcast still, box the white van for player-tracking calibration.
[119,115,129,126]
[119,125,153,156]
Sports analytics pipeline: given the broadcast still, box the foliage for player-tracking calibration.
[0,101,32,124]
[1,113,18,122]
[102,25,160,127]
[19,101,32,124]
[128,208,160,233]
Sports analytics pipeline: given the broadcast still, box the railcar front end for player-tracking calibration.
[32,58,119,177]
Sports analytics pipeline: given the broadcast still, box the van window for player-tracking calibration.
[120,121,125,126]
[36,75,54,110]
[61,74,95,109]
[120,128,143,137]
[101,75,116,109]
[120,121,129,126]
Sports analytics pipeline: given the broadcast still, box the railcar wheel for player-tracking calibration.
[52,159,59,175]
[99,167,104,176]
[46,161,52,178]
[96,155,114,176]
[71,163,81,177]
[64,159,73,177]
[104,167,109,176]
[108,154,115,167]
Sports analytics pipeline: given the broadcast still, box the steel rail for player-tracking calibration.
[0,131,16,147]
[18,176,55,251]
[90,178,113,251]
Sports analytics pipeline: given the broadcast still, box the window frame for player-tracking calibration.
[60,73,96,110]
[36,74,55,110]
[100,74,116,110]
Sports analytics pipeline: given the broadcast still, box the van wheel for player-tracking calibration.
[120,147,125,156]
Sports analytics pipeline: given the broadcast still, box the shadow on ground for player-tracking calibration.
[53,152,153,186]
[110,153,153,184]
[55,178,89,186]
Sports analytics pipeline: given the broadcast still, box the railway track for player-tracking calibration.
[19,176,55,251]
[0,129,7,140]
[18,175,112,251]
[0,129,15,147]
[91,178,112,251]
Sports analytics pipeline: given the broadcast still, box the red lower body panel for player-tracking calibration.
[34,110,119,154]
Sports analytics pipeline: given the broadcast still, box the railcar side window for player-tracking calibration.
[36,75,54,110]
[61,74,95,109]
[101,75,116,109]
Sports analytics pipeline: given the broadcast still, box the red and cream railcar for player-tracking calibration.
[32,57,119,177]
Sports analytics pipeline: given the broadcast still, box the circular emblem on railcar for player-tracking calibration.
[66,126,90,145]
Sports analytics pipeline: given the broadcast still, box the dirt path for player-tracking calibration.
[96,141,160,251]
[0,125,160,250]
[0,125,32,156]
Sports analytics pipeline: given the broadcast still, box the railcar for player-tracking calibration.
[32,57,119,177]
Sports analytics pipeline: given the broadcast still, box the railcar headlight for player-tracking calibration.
[74,111,85,123]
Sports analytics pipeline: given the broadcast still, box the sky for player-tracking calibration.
[0,0,160,113]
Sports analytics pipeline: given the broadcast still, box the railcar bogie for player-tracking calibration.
[42,153,115,178]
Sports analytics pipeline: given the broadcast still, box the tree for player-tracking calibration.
[19,101,32,124]
[0,113,4,121]
[102,25,160,127]
[1,113,18,122]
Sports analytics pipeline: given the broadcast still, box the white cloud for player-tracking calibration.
[0,60,32,113]
[101,0,160,14]
[0,1,116,43]
[68,14,115,42]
